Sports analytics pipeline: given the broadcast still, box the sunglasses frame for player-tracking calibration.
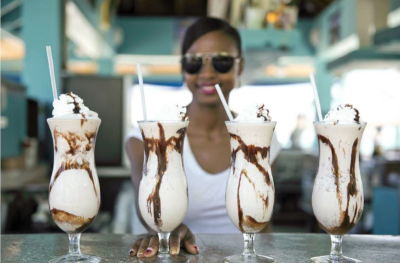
[181,52,242,74]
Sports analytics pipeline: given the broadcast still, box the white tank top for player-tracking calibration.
[127,126,240,234]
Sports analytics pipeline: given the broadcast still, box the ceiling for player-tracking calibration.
[117,0,336,18]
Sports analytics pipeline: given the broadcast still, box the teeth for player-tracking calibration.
[202,86,216,91]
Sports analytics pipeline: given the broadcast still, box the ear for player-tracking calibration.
[237,57,245,76]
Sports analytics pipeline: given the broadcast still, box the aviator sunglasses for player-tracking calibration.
[182,52,241,74]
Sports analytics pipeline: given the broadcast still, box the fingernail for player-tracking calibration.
[138,248,145,257]
[194,245,199,254]
[129,248,135,256]
[145,248,152,254]
[171,246,179,255]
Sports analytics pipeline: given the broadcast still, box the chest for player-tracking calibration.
[187,134,231,174]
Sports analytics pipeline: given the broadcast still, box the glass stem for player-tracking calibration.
[158,232,171,254]
[68,233,81,256]
[330,235,343,260]
[243,233,256,256]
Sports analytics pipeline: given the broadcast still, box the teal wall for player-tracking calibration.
[1,88,27,158]
[117,17,175,55]
[312,0,361,114]
[391,0,400,10]
[22,0,63,103]
[315,0,357,54]
[117,17,314,56]
[240,20,314,56]
[72,0,116,56]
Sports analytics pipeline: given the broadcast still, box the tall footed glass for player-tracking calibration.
[311,122,367,263]
[138,121,189,262]
[47,118,101,263]
[225,121,276,263]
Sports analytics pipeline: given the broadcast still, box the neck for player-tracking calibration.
[187,101,230,134]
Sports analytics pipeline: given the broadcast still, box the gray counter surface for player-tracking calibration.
[1,233,399,262]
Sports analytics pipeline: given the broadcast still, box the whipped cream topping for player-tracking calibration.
[52,92,98,119]
[153,104,188,121]
[235,103,272,122]
[324,104,361,124]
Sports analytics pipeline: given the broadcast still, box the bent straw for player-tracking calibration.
[215,84,234,121]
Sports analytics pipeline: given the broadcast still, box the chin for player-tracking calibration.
[194,96,221,107]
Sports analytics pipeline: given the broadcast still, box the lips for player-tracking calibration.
[198,84,219,95]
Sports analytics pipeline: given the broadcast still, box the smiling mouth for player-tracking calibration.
[198,85,218,95]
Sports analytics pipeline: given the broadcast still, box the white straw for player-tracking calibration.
[310,72,323,121]
[46,46,58,101]
[137,63,147,120]
[215,84,234,121]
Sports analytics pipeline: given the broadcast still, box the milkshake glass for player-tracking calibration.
[47,117,101,263]
[225,121,276,263]
[311,121,366,263]
[138,120,189,262]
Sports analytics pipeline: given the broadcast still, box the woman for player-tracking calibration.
[126,17,245,258]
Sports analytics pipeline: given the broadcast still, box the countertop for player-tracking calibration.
[1,233,399,263]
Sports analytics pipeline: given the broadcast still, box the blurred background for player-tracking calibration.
[1,0,400,235]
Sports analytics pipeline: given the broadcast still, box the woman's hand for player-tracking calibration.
[129,224,199,258]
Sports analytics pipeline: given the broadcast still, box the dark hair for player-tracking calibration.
[181,17,242,56]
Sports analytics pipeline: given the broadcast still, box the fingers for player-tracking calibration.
[169,225,188,255]
[144,235,159,258]
[128,225,199,258]
[129,239,142,257]
[182,227,199,255]
[137,236,150,258]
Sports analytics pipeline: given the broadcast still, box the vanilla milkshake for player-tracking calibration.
[225,104,276,263]
[138,105,189,233]
[48,92,101,234]
[312,105,365,235]
[311,104,366,263]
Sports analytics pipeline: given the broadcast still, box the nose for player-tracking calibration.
[198,56,217,78]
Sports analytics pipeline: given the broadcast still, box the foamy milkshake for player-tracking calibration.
[311,104,366,263]
[225,104,276,263]
[137,105,189,259]
[48,92,101,234]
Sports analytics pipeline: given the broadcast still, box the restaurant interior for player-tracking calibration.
[1,0,400,239]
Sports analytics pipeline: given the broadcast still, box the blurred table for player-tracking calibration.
[1,233,400,262]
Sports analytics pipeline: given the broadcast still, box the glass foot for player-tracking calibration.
[48,254,101,263]
[137,253,189,263]
[310,255,361,263]
[224,254,275,263]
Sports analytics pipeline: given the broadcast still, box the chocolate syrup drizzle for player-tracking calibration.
[141,123,187,230]
[237,169,269,232]
[229,133,271,186]
[318,135,342,212]
[67,92,81,114]
[230,130,272,233]
[50,159,97,197]
[65,92,88,126]
[51,208,95,233]
[256,104,271,121]
[344,104,360,124]
[317,135,362,235]
[51,129,98,197]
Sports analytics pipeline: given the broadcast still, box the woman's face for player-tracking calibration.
[183,30,244,106]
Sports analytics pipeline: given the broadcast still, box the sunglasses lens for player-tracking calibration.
[182,56,202,74]
[212,55,235,73]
